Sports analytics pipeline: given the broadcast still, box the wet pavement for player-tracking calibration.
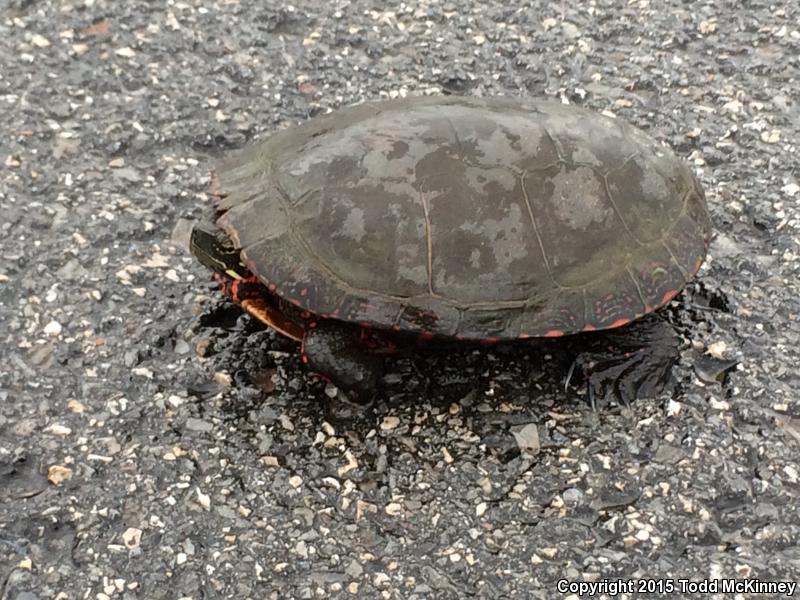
[1,1,799,598]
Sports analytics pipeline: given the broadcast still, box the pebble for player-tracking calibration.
[43,320,62,336]
[185,418,213,432]
[380,416,400,430]
[196,488,211,510]
[384,502,403,515]
[47,465,73,485]
[510,423,540,454]
[122,528,142,549]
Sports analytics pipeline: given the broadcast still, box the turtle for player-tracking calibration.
[190,95,711,405]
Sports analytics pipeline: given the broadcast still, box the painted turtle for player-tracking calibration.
[191,95,711,403]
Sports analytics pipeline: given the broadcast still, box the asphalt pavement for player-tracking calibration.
[1,1,799,598]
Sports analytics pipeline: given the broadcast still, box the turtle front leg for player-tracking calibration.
[301,320,384,404]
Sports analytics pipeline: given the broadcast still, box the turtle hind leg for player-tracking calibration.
[568,316,680,409]
[301,320,384,405]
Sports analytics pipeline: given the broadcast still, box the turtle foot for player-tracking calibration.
[568,317,680,409]
[301,320,383,405]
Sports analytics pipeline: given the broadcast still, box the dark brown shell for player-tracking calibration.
[214,95,711,340]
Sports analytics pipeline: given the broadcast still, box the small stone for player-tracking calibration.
[47,465,73,485]
[782,182,799,197]
[196,488,211,510]
[698,19,717,34]
[176,552,187,565]
[122,527,142,549]
[109,157,125,168]
[43,320,62,336]
[195,337,213,357]
[476,502,488,517]
[279,414,294,431]
[131,367,154,379]
[185,418,213,432]
[511,423,540,454]
[289,475,303,488]
[67,399,85,413]
[384,502,403,515]
[338,450,358,476]
[706,341,728,359]
[167,395,185,408]
[214,372,232,386]
[441,447,454,463]
[380,416,400,430]
[541,547,558,558]
[760,129,780,144]
[260,456,280,467]
[542,17,557,31]
[115,46,136,58]
[735,563,752,577]
[666,399,682,416]
[44,423,72,436]
[31,34,51,47]
[294,540,308,558]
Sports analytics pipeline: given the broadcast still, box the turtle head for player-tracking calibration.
[189,222,248,280]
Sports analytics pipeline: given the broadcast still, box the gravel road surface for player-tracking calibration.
[1,1,799,598]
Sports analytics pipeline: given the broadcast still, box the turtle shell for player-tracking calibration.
[214,95,711,340]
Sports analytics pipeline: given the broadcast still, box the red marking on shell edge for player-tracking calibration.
[693,257,703,274]
[289,298,301,307]
[582,324,596,332]
[391,325,401,332]
[480,336,500,346]
[418,331,434,342]
[609,318,630,329]
[661,290,678,305]
[644,304,654,313]
[301,355,309,365]
[518,332,530,339]
[308,321,317,329]
[544,330,565,338]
